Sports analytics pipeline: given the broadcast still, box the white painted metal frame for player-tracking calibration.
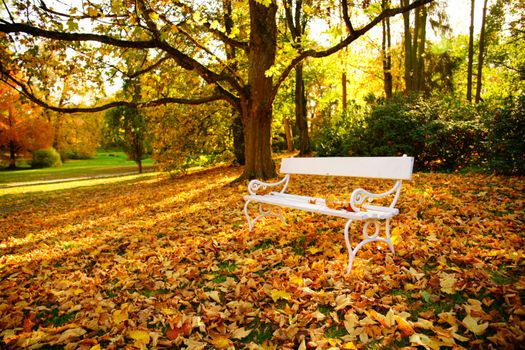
[243,156,413,274]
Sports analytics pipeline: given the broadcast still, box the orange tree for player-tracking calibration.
[0,0,432,179]
[0,82,52,168]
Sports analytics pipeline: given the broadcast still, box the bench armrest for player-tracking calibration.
[248,174,291,195]
[349,180,403,212]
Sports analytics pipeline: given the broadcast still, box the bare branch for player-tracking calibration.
[0,68,229,113]
[341,0,355,35]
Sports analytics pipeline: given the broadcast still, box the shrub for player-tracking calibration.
[31,148,62,168]
[486,94,525,175]
[312,96,490,172]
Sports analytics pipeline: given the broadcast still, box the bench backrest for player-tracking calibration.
[280,156,414,180]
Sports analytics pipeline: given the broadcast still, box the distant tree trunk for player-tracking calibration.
[285,0,310,156]
[342,71,348,110]
[232,115,245,165]
[475,0,489,104]
[283,117,294,152]
[295,63,310,154]
[411,6,426,93]
[401,0,413,93]
[8,140,16,169]
[467,0,475,102]
[415,6,427,92]
[223,0,245,164]
[135,135,143,173]
[382,0,393,98]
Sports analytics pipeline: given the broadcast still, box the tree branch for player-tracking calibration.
[341,0,355,35]
[0,69,229,113]
[0,22,158,49]
[0,21,244,95]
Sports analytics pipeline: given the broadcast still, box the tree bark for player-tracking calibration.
[475,0,488,104]
[467,0,476,102]
[241,0,278,180]
[242,98,276,179]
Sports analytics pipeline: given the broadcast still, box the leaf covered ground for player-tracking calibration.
[0,165,524,349]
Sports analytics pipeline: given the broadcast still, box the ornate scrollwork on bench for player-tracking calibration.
[349,180,403,212]
[248,174,290,195]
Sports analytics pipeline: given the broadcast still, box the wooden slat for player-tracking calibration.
[280,156,414,180]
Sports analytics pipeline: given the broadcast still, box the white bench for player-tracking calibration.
[243,156,414,274]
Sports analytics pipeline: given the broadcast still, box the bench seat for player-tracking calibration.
[244,192,398,220]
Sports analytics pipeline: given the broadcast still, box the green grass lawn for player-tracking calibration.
[0,151,154,185]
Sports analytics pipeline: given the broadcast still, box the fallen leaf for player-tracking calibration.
[209,335,232,349]
[231,327,251,339]
[463,314,489,335]
[129,330,150,345]
[439,273,457,294]
[270,289,291,303]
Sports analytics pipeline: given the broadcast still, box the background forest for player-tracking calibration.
[0,0,523,176]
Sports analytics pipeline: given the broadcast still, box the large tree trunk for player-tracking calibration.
[295,63,310,155]
[241,0,278,180]
[467,0,476,102]
[475,0,488,104]
[242,99,276,179]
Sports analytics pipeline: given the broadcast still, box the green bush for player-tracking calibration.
[486,94,525,175]
[312,96,489,172]
[31,148,62,168]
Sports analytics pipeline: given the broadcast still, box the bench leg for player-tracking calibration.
[344,218,395,274]
[244,200,286,232]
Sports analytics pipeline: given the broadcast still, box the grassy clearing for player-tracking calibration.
[0,172,160,196]
[0,152,154,184]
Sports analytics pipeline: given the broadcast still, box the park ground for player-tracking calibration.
[0,164,524,349]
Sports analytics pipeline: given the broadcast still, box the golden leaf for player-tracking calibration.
[129,330,150,345]
[209,335,232,349]
[112,306,128,325]
[205,290,221,303]
[439,272,457,294]
[462,314,489,335]
[395,315,415,337]
[231,327,251,339]
[270,289,291,303]
[56,327,87,343]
